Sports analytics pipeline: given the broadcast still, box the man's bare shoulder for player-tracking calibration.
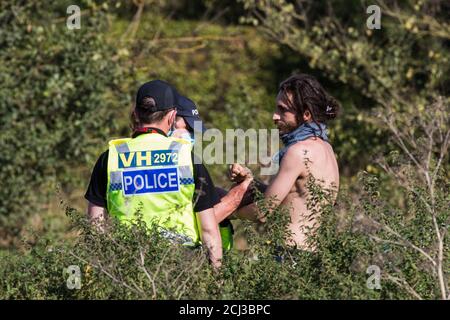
[284,139,320,162]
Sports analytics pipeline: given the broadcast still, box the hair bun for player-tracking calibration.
[138,96,157,112]
[324,96,340,120]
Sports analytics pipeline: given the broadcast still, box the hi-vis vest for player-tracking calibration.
[106,133,199,246]
[219,222,233,251]
[173,131,233,251]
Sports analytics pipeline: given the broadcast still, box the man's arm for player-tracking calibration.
[234,145,307,221]
[196,208,222,268]
[87,201,107,232]
[263,145,306,206]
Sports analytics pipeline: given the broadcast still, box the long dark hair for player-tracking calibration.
[279,74,340,124]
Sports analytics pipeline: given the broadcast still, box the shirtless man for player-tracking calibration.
[216,73,340,251]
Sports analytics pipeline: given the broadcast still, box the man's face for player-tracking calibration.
[273,91,299,135]
[174,116,188,130]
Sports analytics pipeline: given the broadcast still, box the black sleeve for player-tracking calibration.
[84,150,109,208]
[192,153,220,212]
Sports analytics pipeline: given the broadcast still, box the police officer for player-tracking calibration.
[170,95,235,250]
[85,80,222,267]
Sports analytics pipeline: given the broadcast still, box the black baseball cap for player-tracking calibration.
[135,80,179,112]
[176,95,206,132]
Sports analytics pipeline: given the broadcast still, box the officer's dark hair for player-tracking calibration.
[131,96,175,131]
[279,73,340,124]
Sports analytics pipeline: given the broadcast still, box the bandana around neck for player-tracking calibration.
[275,122,329,163]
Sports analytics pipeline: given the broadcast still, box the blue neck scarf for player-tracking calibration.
[275,122,329,163]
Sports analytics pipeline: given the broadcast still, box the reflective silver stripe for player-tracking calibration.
[178,165,193,179]
[116,143,130,153]
[110,171,122,184]
[159,228,194,246]
[168,141,182,152]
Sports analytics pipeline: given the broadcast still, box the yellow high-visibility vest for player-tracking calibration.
[106,133,199,246]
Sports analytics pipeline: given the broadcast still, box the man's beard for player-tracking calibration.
[276,121,298,135]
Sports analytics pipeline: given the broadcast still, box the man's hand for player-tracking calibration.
[229,163,253,183]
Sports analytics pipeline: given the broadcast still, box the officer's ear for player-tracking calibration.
[169,108,177,124]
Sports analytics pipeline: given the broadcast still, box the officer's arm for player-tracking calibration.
[214,179,252,223]
[196,208,222,268]
[87,201,107,232]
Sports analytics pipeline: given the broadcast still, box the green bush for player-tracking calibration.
[1,97,448,300]
[0,0,448,300]
[240,0,450,176]
[1,155,447,299]
[0,0,129,242]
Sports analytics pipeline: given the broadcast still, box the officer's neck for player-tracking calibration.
[140,123,169,136]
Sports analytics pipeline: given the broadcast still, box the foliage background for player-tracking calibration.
[0,0,448,299]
